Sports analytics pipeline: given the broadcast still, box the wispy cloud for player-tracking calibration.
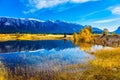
[93,18,120,23]
[21,0,98,14]
[109,5,120,15]
[81,9,106,20]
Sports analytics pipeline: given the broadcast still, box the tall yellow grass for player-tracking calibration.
[0,62,8,80]
[0,34,72,41]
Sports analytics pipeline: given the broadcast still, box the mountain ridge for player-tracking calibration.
[115,26,120,34]
[0,17,102,34]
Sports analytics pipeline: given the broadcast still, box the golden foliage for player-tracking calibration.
[72,26,94,43]
[79,28,93,42]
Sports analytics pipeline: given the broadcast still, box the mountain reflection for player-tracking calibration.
[0,40,73,53]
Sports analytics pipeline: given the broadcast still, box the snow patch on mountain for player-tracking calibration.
[0,17,102,34]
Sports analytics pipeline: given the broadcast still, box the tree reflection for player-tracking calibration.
[78,42,93,51]
[72,40,93,51]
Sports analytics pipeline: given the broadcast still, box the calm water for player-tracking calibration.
[0,40,94,72]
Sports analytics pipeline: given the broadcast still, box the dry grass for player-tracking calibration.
[90,48,120,69]
[0,42,120,80]
[0,34,72,41]
[56,48,120,80]
[0,62,8,80]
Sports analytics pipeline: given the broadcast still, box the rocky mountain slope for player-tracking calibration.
[0,17,102,34]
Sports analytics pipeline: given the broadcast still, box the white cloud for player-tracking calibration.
[71,0,98,3]
[93,18,120,23]
[31,0,67,9]
[21,0,98,13]
[109,5,120,15]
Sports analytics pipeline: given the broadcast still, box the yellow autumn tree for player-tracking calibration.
[72,26,93,43]
[73,32,78,41]
[78,27,93,42]
[72,32,79,46]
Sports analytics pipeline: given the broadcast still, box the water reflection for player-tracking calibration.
[72,39,113,52]
[0,40,94,72]
[0,40,73,53]
[0,47,93,70]
[0,40,112,79]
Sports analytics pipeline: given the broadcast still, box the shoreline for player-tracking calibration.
[0,34,72,42]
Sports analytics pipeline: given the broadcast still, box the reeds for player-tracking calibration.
[0,42,120,80]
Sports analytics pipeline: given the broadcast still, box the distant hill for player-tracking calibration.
[115,26,120,34]
[0,17,102,34]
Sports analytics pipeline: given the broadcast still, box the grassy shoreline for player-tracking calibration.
[55,48,120,80]
[0,34,72,41]
[0,48,120,80]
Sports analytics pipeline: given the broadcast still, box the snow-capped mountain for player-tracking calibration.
[0,17,102,34]
[115,26,120,34]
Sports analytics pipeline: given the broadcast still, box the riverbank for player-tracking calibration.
[0,34,72,41]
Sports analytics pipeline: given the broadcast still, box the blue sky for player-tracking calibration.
[0,0,120,31]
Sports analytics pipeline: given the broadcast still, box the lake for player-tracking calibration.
[0,40,107,79]
[0,40,94,67]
